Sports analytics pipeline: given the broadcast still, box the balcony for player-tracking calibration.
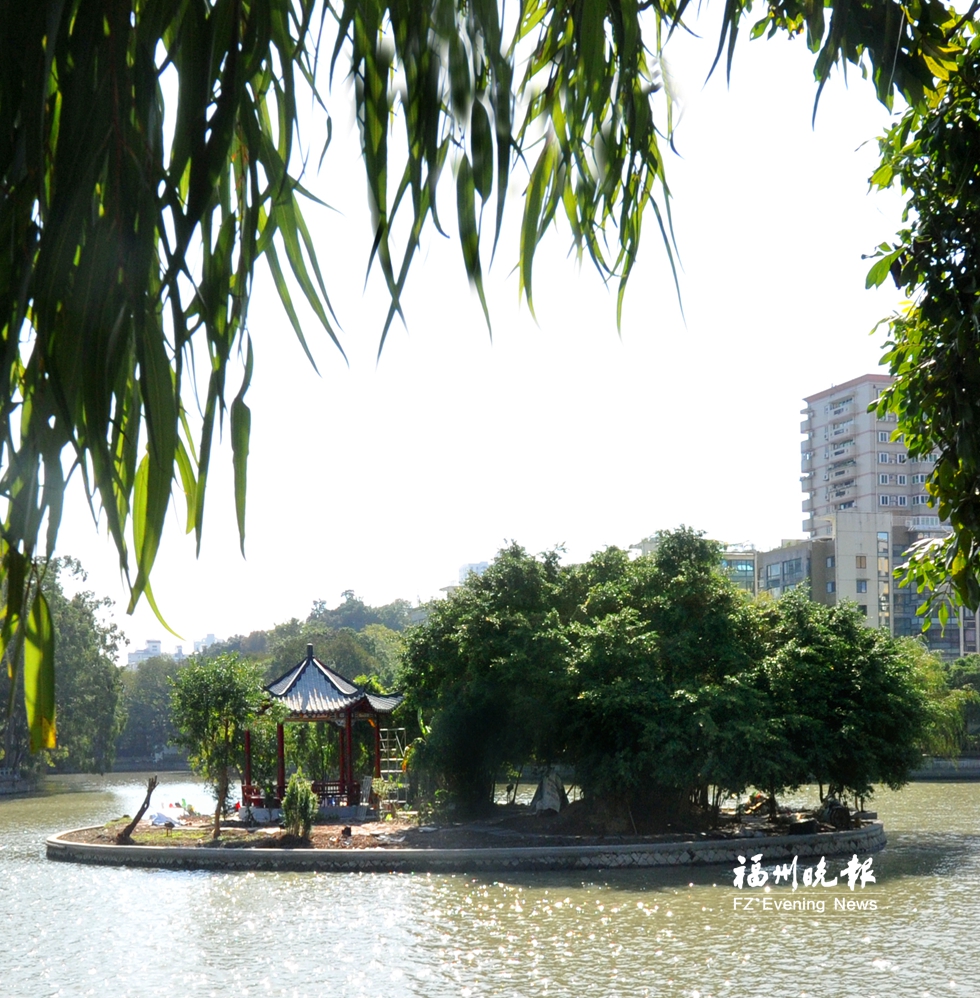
[906,516,947,533]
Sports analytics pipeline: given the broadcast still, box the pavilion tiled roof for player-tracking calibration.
[265,644,404,719]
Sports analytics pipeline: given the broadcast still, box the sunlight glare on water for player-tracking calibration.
[1,774,979,997]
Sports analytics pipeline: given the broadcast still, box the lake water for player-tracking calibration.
[1,773,978,997]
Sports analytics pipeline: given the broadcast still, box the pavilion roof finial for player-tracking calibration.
[307,643,314,660]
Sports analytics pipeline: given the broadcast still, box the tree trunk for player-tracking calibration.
[116,776,158,843]
[214,769,228,840]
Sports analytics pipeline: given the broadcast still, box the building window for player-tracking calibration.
[858,605,868,616]
[898,454,907,464]
[878,431,890,442]
[912,495,930,506]
[879,453,890,463]
[879,473,889,485]
[838,501,855,510]
[856,555,867,569]
[857,580,868,593]
[898,495,908,507]
[898,475,907,485]
[880,494,891,506]
[826,582,836,593]
[912,473,927,484]
[826,556,835,568]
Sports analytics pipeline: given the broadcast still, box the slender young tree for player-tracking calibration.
[170,652,269,839]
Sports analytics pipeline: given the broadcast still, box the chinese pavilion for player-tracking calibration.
[242,644,404,807]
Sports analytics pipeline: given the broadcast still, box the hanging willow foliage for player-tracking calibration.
[0,0,963,751]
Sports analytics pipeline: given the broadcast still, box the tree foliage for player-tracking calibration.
[405,532,942,823]
[760,588,930,800]
[402,542,568,810]
[170,651,272,838]
[0,0,971,750]
[870,24,980,615]
[282,769,319,839]
[1,557,123,774]
[117,655,185,762]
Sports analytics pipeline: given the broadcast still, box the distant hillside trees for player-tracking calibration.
[211,592,408,690]
[115,591,410,772]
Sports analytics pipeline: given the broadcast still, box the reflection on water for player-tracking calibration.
[1,774,979,997]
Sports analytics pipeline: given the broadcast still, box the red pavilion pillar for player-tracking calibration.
[338,722,346,796]
[345,707,353,798]
[244,729,252,791]
[276,723,285,801]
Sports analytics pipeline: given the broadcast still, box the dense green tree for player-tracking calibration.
[1,558,124,774]
[406,532,940,823]
[947,653,980,751]
[898,640,978,757]
[402,543,569,811]
[47,563,126,773]
[404,530,763,822]
[1,0,971,752]
[170,652,272,838]
[760,588,931,802]
[870,26,980,614]
[116,655,185,762]
[562,532,762,826]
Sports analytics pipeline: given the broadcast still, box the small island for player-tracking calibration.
[47,529,968,872]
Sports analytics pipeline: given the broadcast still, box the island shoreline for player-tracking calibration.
[46,821,886,873]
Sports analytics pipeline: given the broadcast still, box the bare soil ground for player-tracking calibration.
[61,801,846,850]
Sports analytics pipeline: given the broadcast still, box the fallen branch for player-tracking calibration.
[116,776,159,844]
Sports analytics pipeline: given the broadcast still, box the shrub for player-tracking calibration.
[282,770,319,839]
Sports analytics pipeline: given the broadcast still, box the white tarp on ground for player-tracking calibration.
[148,810,183,826]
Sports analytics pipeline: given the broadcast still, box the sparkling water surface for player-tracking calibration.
[1,774,978,997]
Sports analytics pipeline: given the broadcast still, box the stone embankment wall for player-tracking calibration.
[47,822,886,874]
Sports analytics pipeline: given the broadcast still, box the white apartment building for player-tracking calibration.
[795,373,977,658]
[126,638,162,668]
[800,373,942,537]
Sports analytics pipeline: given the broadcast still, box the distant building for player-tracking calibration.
[800,373,944,538]
[719,544,759,596]
[631,536,759,596]
[458,562,489,583]
[126,639,162,668]
[797,374,974,659]
[193,633,216,653]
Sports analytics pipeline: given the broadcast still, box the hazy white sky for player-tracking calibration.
[57,14,907,658]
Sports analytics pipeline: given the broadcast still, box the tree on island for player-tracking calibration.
[170,652,274,839]
[404,531,952,828]
[3,0,979,748]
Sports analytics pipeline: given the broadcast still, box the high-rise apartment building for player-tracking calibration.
[800,373,942,536]
[791,373,975,659]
